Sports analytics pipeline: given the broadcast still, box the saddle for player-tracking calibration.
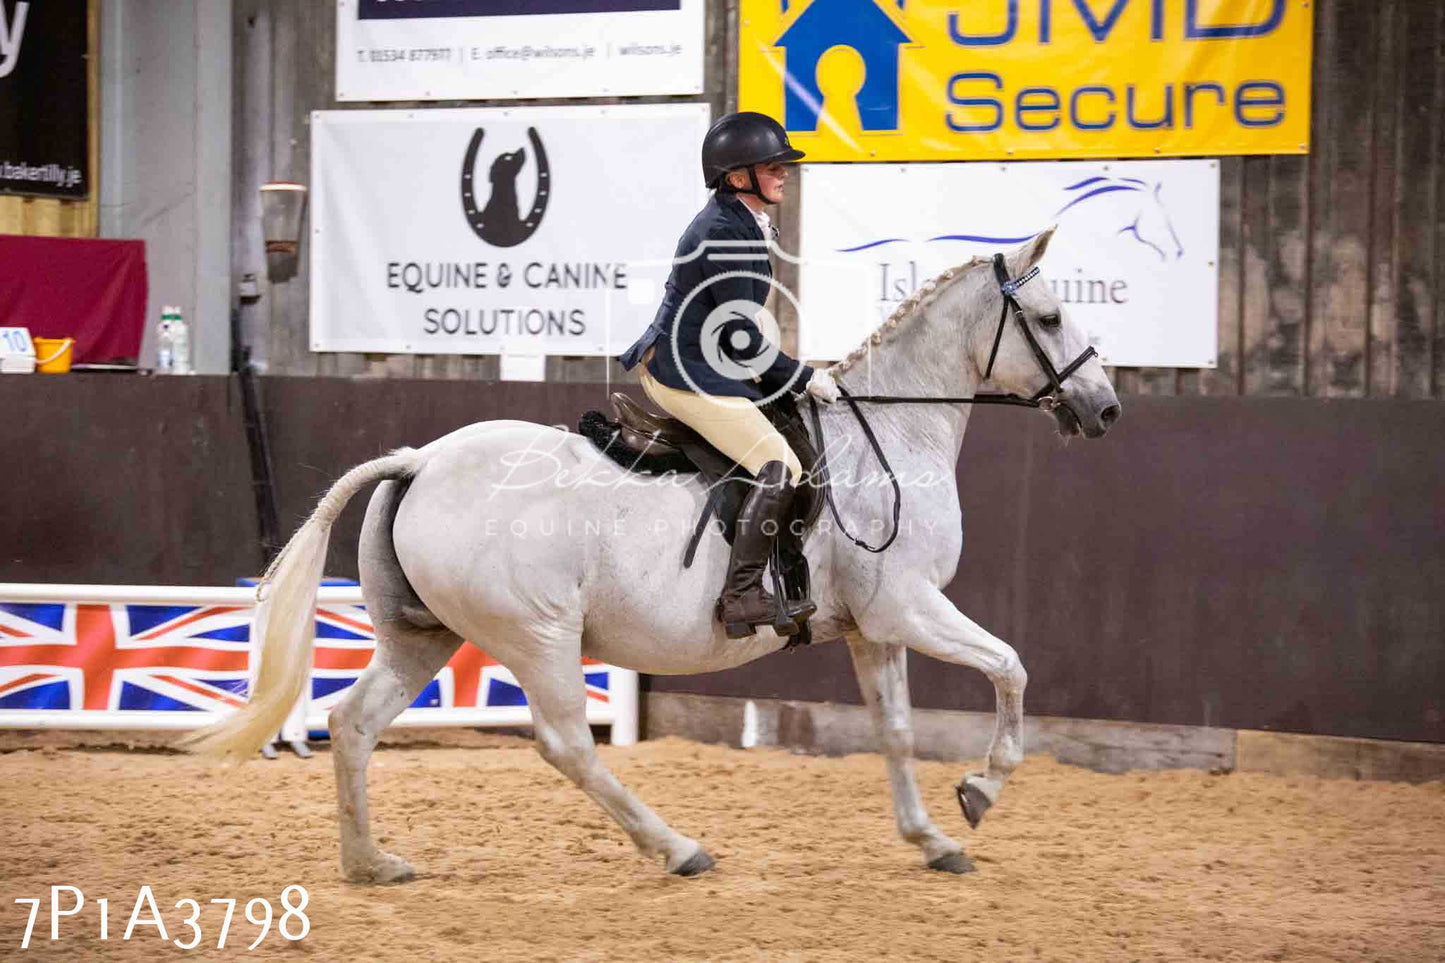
[577,391,825,647]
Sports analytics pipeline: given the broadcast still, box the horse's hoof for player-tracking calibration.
[956,780,993,830]
[671,848,715,877]
[927,853,976,874]
[344,853,416,885]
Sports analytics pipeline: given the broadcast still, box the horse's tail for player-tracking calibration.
[179,448,421,760]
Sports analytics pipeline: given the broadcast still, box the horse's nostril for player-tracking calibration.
[1100,404,1121,426]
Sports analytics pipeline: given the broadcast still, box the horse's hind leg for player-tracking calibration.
[329,625,460,883]
[846,632,972,874]
[331,479,462,884]
[505,623,713,876]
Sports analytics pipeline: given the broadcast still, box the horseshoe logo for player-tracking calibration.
[460,126,550,248]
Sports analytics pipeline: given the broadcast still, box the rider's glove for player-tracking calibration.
[805,367,840,404]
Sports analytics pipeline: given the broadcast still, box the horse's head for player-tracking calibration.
[1119,180,1184,261]
[976,227,1121,439]
[1054,175,1183,262]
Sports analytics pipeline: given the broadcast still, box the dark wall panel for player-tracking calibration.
[648,397,1445,746]
[0,374,259,584]
[2,377,1441,743]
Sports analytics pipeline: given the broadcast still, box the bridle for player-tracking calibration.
[838,253,1098,412]
[805,252,1099,553]
[980,253,1099,409]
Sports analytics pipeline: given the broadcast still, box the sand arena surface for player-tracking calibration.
[0,729,1442,962]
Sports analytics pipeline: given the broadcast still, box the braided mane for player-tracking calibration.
[830,256,989,375]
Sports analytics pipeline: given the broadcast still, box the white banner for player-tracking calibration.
[798,161,1220,369]
[335,0,704,101]
[309,104,711,356]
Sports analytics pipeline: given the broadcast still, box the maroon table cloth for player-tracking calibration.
[0,234,147,364]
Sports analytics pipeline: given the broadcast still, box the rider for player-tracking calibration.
[618,111,841,639]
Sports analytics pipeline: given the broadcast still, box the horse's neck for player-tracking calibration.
[831,278,987,467]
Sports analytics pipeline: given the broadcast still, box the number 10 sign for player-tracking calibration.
[0,327,37,374]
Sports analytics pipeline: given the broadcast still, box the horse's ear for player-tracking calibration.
[1013,225,1056,274]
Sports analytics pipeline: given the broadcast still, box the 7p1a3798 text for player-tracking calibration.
[13,885,310,951]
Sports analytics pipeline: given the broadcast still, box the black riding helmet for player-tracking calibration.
[701,111,805,200]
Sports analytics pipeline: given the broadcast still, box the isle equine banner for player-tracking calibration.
[797,160,1220,369]
[336,0,704,100]
[0,0,88,198]
[308,104,711,356]
[740,0,1312,161]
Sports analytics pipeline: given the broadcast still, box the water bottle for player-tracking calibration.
[156,307,175,373]
[170,307,192,375]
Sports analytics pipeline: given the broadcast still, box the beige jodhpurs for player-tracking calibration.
[638,349,802,485]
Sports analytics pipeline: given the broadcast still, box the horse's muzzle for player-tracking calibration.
[1055,394,1121,439]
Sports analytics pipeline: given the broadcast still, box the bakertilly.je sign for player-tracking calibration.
[738,0,1312,161]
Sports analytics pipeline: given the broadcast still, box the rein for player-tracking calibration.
[805,252,1098,554]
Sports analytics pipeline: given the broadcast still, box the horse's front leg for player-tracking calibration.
[854,585,1027,830]
[845,632,973,874]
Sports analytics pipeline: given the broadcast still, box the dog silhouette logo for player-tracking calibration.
[774,0,911,133]
[460,126,551,248]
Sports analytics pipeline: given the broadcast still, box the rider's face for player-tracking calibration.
[729,162,791,203]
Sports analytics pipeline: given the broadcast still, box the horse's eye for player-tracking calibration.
[1039,312,1061,328]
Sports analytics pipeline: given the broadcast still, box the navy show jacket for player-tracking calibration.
[619,191,815,401]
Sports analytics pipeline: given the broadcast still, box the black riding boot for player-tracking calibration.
[715,460,818,639]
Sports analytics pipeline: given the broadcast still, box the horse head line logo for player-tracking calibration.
[838,173,1186,262]
[461,126,551,248]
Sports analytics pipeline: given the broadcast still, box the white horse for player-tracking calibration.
[184,228,1120,882]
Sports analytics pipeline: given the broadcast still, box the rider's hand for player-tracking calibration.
[806,367,840,404]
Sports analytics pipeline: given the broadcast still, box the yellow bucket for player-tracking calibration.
[32,337,74,374]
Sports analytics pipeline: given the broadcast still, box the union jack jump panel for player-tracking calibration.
[0,602,252,715]
[0,597,622,732]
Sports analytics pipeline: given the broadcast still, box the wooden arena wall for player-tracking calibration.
[3,375,1440,746]
[8,2,1440,397]
[229,0,1445,401]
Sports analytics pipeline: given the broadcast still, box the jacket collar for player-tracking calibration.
[715,190,764,240]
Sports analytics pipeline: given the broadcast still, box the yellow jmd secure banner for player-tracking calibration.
[739,0,1313,161]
